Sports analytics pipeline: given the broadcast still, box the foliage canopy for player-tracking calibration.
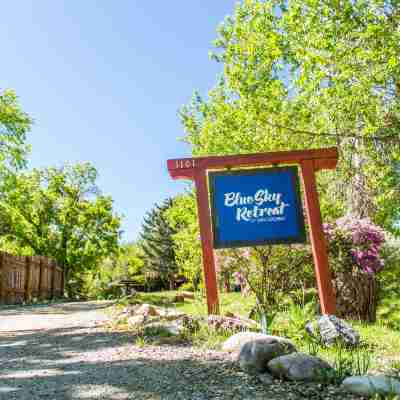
[0,163,121,294]
[180,0,400,230]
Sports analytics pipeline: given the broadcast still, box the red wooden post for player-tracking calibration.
[301,159,336,314]
[194,170,220,314]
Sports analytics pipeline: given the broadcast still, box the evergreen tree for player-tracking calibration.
[140,198,178,289]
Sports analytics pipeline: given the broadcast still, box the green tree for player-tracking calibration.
[0,89,32,233]
[0,163,121,294]
[165,193,203,290]
[0,89,31,174]
[140,198,178,290]
[180,0,400,231]
[83,242,145,299]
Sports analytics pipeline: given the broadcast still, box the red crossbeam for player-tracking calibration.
[167,147,338,179]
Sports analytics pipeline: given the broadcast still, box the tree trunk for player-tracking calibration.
[333,267,378,322]
[223,272,230,293]
[346,139,374,219]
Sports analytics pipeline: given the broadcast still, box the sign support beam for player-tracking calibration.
[167,147,338,316]
[300,159,336,314]
[194,170,219,314]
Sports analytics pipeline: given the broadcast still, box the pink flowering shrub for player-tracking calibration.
[323,217,386,275]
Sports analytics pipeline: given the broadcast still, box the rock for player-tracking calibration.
[342,375,400,397]
[144,322,181,336]
[257,372,274,385]
[239,338,297,374]
[225,312,258,326]
[267,353,333,381]
[222,332,294,353]
[208,315,258,333]
[181,291,195,300]
[156,308,186,321]
[121,305,139,316]
[127,314,145,327]
[136,304,159,317]
[305,315,360,346]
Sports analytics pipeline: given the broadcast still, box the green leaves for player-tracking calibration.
[180,0,400,231]
[165,192,202,290]
[0,89,31,180]
[0,163,121,295]
[140,198,178,289]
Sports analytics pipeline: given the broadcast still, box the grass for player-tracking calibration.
[116,290,255,316]
[112,290,400,377]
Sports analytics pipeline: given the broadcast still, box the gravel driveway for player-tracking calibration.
[0,301,363,400]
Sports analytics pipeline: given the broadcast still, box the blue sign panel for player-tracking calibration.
[209,166,306,248]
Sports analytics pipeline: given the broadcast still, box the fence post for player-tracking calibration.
[61,265,65,298]
[25,256,32,303]
[51,260,56,299]
[38,257,43,299]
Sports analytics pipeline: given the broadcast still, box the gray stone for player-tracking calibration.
[342,375,400,397]
[257,372,274,385]
[222,332,294,353]
[136,304,159,316]
[306,315,360,346]
[239,338,296,374]
[181,291,195,300]
[267,352,333,381]
[127,314,145,327]
[144,322,181,336]
[156,308,186,321]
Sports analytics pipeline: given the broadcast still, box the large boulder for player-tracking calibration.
[305,315,360,346]
[342,375,400,397]
[239,338,297,374]
[222,332,293,352]
[267,353,333,381]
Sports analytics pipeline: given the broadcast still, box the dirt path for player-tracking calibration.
[0,301,362,400]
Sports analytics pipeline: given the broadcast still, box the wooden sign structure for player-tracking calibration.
[167,147,338,315]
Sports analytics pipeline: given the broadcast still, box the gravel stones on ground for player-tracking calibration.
[239,338,297,374]
[0,301,366,400]
[267,353,334,382]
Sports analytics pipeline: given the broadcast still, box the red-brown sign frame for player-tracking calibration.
[167,147,338,315]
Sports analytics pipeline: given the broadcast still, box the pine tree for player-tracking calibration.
[140,198,178,289]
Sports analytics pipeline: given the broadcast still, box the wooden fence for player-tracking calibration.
[0,252,63,304]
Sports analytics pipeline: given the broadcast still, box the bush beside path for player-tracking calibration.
[0,301,367,400]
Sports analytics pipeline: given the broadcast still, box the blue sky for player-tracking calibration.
[1,1,235,240]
